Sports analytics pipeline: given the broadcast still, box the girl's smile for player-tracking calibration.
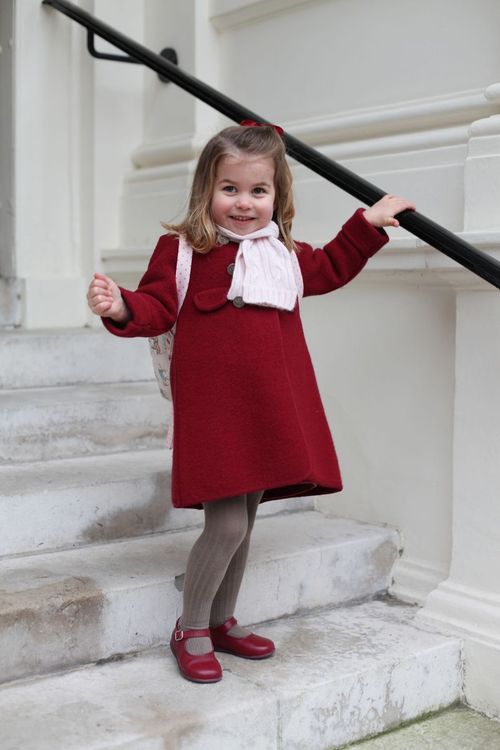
[211,154,276,235]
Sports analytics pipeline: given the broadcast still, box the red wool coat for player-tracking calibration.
[103,209,388,509]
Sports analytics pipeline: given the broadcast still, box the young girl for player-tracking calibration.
[87,123,415,684]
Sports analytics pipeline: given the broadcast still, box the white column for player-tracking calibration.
[14,0,94,328]
[0,0,14,281]
[419,110,500,718]
[464,112,500,230]
[0,0,22,326]
[419,290,500,718]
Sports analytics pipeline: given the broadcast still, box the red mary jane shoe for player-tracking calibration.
[209,617,275,660]
[170,618,222,683]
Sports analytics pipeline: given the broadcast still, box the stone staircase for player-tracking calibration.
[0,328,463,749]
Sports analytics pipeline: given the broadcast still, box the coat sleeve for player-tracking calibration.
[296,208,389,297]
[101,234,178,338]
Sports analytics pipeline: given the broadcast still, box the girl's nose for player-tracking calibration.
[235,193,251,208]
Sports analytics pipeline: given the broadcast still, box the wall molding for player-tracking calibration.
[285,87,500,149]
[405,573,500,718]
[131,134,197,171]
[128,86,500,172]
[390,556,449,606]
[315,126,468,164]
[209,0,320,31]
[101,248,152,275]
[419,580,500,648]
[301,230,500,290]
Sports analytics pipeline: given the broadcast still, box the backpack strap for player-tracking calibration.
[148,234,192,406]
[163,235,192,446]
[175,234,193,314]
[291,251,304,301]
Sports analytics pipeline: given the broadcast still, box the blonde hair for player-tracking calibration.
[163,125,295,253]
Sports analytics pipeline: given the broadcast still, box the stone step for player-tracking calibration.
[0,600,462,750]
[0,328,153,389]
[0,512,399,683]
[0,382,168,463]
[0,449,314,557]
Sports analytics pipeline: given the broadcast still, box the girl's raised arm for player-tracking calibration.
[96,235,179,338]
[297,195,415,297]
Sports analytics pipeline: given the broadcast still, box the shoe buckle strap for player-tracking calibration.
[215,616,238,636]
[175,625,211,641]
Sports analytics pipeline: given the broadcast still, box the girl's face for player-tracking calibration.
[210,153,275,235]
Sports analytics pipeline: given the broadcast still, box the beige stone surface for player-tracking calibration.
[347,706,500,749]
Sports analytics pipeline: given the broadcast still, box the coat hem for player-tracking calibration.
[172,478,343,510]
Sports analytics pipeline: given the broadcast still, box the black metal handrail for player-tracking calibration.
[42,0,500,290]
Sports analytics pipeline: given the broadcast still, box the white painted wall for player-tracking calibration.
[308,282,456,600]
[215,0,500,118]
[93,0,144,259]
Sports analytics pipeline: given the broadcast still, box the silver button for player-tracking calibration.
[227,263,235,276]
[232,296,245,308]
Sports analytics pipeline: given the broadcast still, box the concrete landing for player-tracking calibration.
[347,705,500,749]
[0,601,461,750]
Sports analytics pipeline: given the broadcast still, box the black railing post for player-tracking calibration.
[42,0,500,290]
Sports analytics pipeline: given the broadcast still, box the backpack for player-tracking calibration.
[149,234,304,448]
[148,234,192,448]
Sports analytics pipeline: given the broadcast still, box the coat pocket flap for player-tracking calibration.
[193,287,228,312]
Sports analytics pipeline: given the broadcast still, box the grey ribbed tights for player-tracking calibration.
[179,490,264,655]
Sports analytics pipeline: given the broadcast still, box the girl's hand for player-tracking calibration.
[87,272,130,323]
[363,194,416,228]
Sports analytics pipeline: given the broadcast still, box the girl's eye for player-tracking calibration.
[253,187,267,195]
[222,185,236,193]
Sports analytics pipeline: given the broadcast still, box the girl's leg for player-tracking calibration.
[179,494,249,655]
[209,490,264,636]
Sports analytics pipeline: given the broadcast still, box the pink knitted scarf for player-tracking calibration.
[217,221,303,311]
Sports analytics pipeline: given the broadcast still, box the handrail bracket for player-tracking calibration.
[87,32,178,83]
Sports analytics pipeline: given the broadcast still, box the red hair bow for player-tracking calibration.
[240,119,284,137]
